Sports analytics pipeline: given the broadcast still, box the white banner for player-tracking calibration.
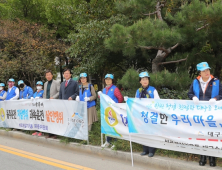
[100,94,222,157]
[0,99,88,140]
[127,98,222,157]
[100,94,129,140]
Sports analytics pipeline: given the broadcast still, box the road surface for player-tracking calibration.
[0,135,154,170]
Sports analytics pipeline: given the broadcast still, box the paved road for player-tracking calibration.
[0,136,152,170]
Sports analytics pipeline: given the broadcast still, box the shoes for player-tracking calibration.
[148,153,154,157]
[37,132,43,137]
[209,156,216,167]
[101,141,110,148]
[140,152,148,156]
[32,132,39,136]
[199,155,206,166]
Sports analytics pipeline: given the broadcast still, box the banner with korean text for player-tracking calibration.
[100,94,129,140]
[127,98,222,157]
[0,99,88,140]
[101,93,222,157]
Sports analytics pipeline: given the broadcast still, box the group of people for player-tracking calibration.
[0,61,219,167]
[100,61,220,167]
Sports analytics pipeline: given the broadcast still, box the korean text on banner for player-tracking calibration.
[0,99,88,140]
[127,98,222,157]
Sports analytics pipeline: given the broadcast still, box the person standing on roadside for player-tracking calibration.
[59,68,79,100]
[0,83,7,101]
[188,62,222,167]
[18,80,33,99]
[5,78,19,100]
[43,70,60,99]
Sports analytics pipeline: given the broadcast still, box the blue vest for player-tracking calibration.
[102,85,118,103]
[193,78,219,99]
[33,90,44,98]
[79,84,96,108]
[136,86,155,98]
[19,86,33,99]
[0,90,6,101]
[6,86,17,100]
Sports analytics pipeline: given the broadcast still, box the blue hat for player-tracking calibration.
[36,81,43,85]
[80,73,87,77]
[139,72,150,78]
[197,62,211,71]
[0,83,5,87]
[8,78,15,82]
[105,74,114,79]
[18,80,24,85]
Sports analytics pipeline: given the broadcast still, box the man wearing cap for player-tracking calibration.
[5,78,19,100]
[18,80,33,99]
[188,62,222,167]
[59,68,79,100]
[0,83,7,101]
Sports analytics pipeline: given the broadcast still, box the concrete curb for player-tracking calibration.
[0,130,221,170]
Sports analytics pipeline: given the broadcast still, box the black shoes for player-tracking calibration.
[199,155,206,166]
[140,152,148,156]
[209,156,216,167]
[199,156,216,167]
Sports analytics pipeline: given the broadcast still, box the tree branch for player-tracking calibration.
[142,11,157,16]
[196,24,209,31]
[139,46,169,53]
[158,57,187,65]
[171,43,179,50]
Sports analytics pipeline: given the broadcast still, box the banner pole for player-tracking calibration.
[129,134,134,167]
[101,133,103,146]
[85,92,89,145]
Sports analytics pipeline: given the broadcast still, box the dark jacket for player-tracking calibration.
[59,79,79,100]
[187,75,222,101]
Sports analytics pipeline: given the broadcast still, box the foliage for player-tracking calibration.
[118,68,191,98]
[0,19,67,87]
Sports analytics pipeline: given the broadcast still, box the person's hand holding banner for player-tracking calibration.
[209,98,216,105]
[192,96,199,104]
[76,96,80,101]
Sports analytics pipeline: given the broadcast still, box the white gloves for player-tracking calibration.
[76,96,80,101]
[209,98,216,105]
[98,91,102,97]
[192,96,199,105]
[84,97,90,102]
[124,96,128,102]
[30,97,34,100]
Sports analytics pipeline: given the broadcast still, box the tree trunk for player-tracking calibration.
[60,57,63,82]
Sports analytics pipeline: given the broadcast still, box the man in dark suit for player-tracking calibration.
[59,69,79,100]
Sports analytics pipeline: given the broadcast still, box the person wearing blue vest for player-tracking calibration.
[0,83,7,101]
[188,62,222,167]
[134,71,160,157]
[99,74,123,149]
[33,81,44,99]
[76,73,97,131]
[32,81,44,137]
[5,78,19,100]
[18,80,33,99]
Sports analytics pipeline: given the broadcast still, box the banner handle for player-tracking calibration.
[129,134,134,167]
